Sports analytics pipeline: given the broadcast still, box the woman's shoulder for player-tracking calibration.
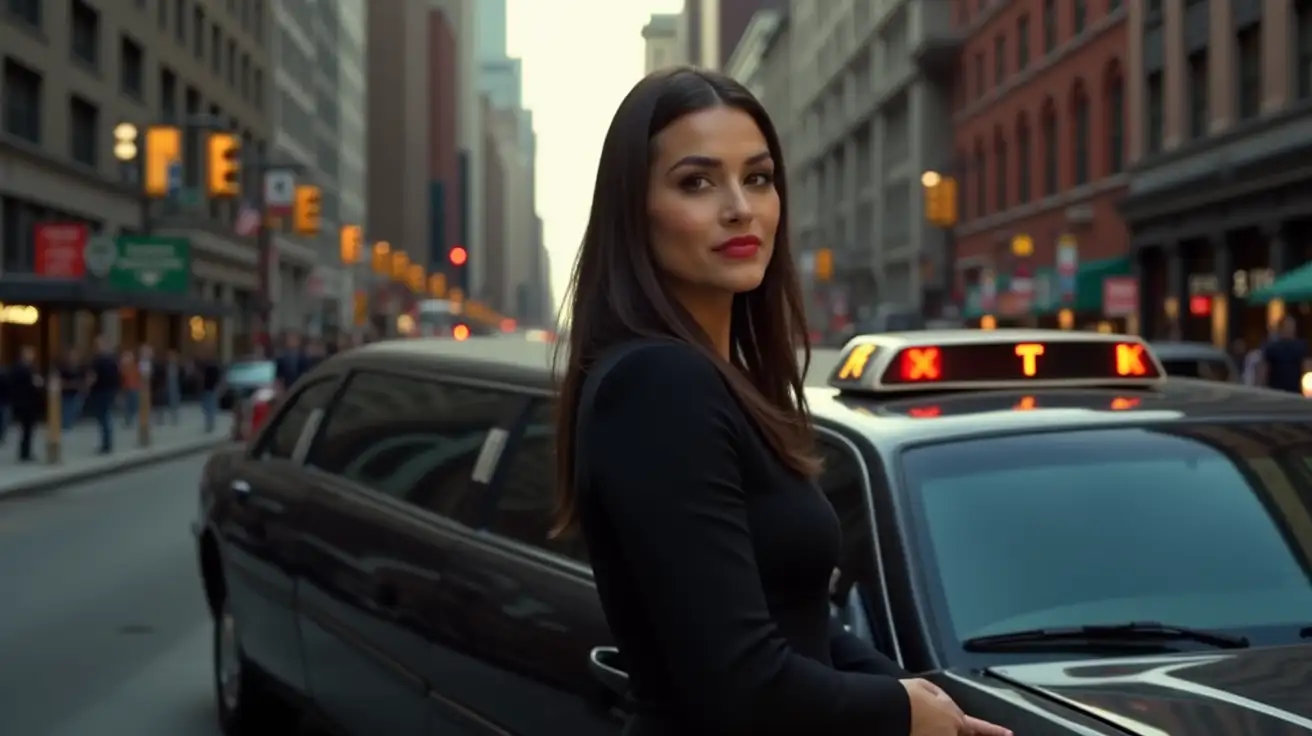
[587,339,726,401]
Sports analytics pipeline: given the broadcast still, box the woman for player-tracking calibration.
[553,68,1010,736]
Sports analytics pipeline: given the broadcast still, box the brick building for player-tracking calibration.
[951,0,1132,329]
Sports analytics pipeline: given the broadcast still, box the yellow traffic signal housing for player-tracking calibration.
[340,225,363,264]
[391,250,409,280]
[372,241,391,274]
[206,132,241,198]
[294,185,322,235]
[428,272,447,298]
[815,248,834,282]
[144,125,182,199]
[924,175,959,228]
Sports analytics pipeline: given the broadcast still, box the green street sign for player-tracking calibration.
[109,236,190,294]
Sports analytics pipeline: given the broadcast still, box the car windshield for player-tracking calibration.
[226,361,275,385]
[901,423,1312,644]
[1160,357,1234,381]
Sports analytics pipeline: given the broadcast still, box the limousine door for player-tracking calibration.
[440,399,622,735]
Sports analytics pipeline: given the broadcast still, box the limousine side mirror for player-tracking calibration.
[588,646,629,697]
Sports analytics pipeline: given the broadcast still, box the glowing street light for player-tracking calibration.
[113,122,139,162]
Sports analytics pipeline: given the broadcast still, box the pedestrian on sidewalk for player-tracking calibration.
[120,349,141,428]
[197,347,222,433]
[156,349,182,425]
[57,348,87,430]
[87,337,120,454]
[10,345,43,462]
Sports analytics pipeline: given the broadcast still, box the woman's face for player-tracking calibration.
[646,105,779,302]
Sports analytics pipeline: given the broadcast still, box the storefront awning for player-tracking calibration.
[0,274,234,317]
[1246,260,1312,304]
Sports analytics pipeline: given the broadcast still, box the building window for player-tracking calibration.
[212,25,222,72]
[157,0,168,29]
[1041,105,1058,196]
[1300,0,1312,100]
[1017,119,1031,203]
[1146,71,1165,153]
[1017,15,1030,69]
[2,59,42,145]
[71,0,101,68]
[975,51,985,97]
[995,35,1006,86]
[1072,87,1090,186]
[974,143,987,218]
[175,0,186,41]
[1188,50,1208,139]
[1043,0,1058,53]
[1073,0,1087,34]
[1108,74,1125,173]
[1236,25,1261,121]
[994,135,1008,212]
[194,7,206,58]
[121,36,145,98]
[160,67,177,121]
[7,0,41,27]
[70,95,99,167]
[1109,0,1123,10]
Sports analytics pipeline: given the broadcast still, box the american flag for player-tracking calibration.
[234,202,261,237]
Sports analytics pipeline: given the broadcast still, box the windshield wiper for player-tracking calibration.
[963,621,1250,652]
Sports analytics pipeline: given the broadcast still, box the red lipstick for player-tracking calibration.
[715,235,762,259]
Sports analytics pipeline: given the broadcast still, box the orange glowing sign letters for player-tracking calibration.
[1115,343,1147,376]
[1014,343,1045,377]
[838,343,876,380]
[902,347,941,381]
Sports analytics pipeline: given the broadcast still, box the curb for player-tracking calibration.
[0,438,231,502]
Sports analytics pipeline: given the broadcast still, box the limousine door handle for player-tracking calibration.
[588,646,629,697]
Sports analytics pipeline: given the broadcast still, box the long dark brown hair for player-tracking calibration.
[551,68,818,535]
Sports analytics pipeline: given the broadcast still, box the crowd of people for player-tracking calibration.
[0,337,226,463]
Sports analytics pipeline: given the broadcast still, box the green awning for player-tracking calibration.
[1071,256,1132,312]
[963,284,982,318]
[1248,261,1312,303]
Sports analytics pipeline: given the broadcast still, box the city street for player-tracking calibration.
[0,456,222,736]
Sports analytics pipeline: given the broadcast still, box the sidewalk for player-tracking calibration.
[0,404,234,499]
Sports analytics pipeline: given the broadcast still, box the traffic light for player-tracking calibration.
[206,132,242,198]
[815,248,834,282]
[340,225,363,264]
[449,245,469,292]
[406,263,424,292]
[294,185,322,235]
[371,241,391,274]
[390,250,409,280]
[143,125,182,199]
[923,173,959,228]
[428,272,447,298]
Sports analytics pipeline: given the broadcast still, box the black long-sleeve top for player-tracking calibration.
[576,341,911,735]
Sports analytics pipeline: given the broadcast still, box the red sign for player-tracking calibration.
[1103,276,1139,317]
[34,223,89,277]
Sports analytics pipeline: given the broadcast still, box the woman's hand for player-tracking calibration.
[900,679,1013,736]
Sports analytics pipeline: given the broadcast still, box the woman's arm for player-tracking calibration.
[583,343,911,736]
[829,615,906,677]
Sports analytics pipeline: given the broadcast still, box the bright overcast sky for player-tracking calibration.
[507,0,683,318]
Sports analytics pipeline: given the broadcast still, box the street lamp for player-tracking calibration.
[113,122,139,162]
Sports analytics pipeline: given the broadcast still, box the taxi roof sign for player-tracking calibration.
[827,329,1166,394]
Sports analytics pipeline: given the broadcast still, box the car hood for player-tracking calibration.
[988,644,1312,734]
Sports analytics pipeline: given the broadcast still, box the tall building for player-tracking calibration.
[643,13,684,73]
[0,0,274,363]
[365,0,432,325]
[427,8,461,280]
[950,0,1130,332]
[270,0,368,336]
[785,0,956,326]
[683,0,771,71]
[1119,0,1312,347]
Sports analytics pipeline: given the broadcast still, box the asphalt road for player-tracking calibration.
[0,456,222,736]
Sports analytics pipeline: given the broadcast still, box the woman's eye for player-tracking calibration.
[746,172,775,187]
[680,175,712,192]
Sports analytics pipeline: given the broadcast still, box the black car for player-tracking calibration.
[194,330,1312,735]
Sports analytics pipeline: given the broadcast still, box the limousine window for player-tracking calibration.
[489,399,588,562]
[261,378,338,460]
[306,370,521,525]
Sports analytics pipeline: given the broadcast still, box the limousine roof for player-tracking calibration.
[335,336,845,392]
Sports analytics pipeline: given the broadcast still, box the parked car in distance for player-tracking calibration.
[1150,340,1238,382]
